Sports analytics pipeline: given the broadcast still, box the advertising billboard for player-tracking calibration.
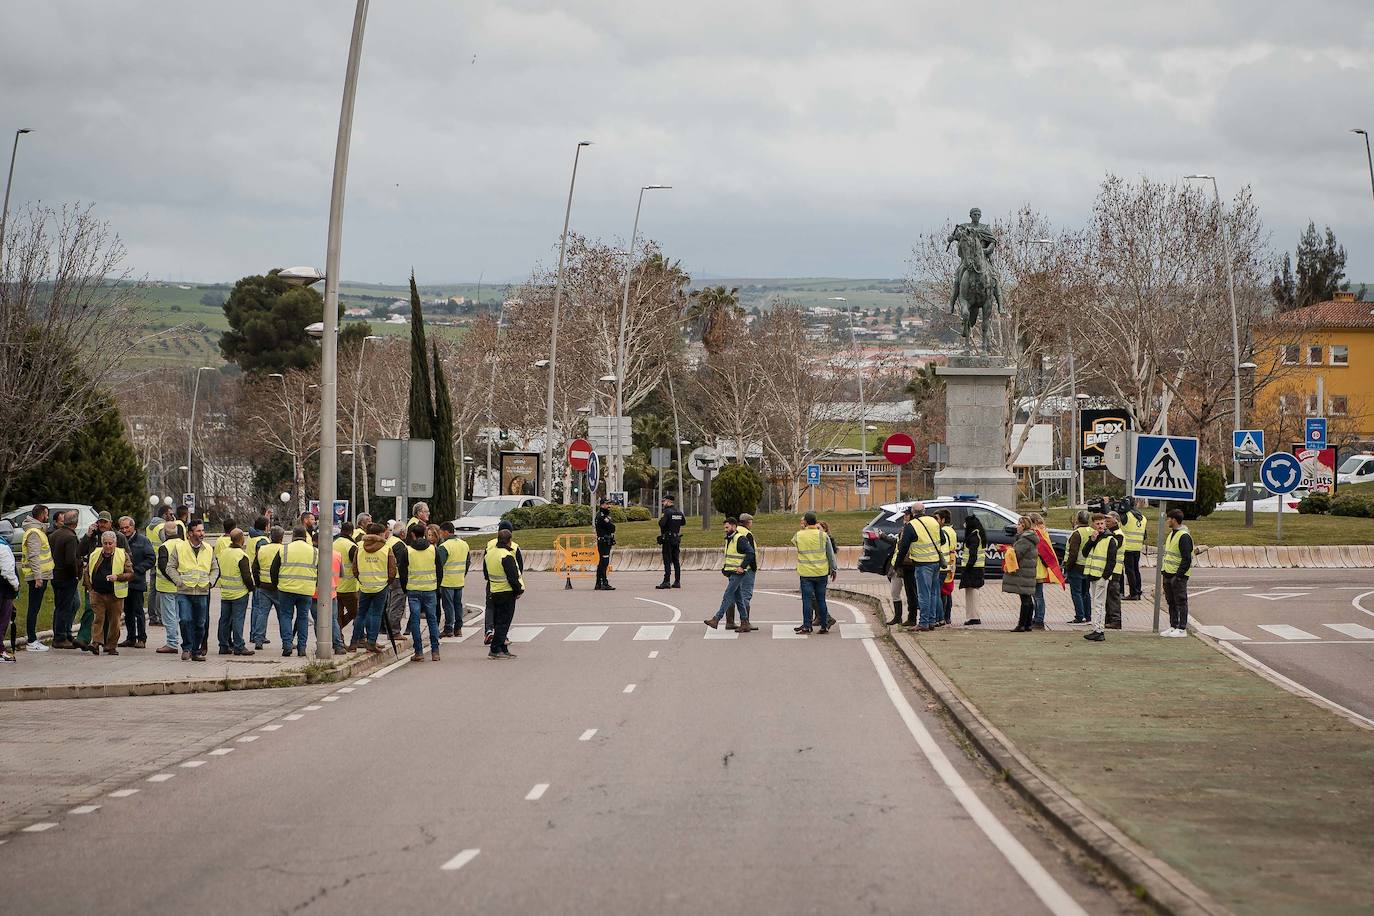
[1079,409,1131,470]
[500,451,542,497]
[1290,445,1337,494]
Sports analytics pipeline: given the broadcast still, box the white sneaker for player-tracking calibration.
[1172,628,1189,637]
[1159,628,1174,637]
[25,640,49,652]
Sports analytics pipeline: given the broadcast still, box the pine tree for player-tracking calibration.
[430,342,458,522]
[1274,221,1349,311]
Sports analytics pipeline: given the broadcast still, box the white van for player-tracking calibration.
[1338,454,1374,486]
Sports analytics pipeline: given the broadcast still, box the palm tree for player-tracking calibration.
[904,363,944,407]
[683,286,743,355]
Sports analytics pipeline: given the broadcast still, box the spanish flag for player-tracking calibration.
[1035,526,1066,588]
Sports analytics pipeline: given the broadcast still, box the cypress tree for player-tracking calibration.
[407,271,434,443]
[430,342,458,522]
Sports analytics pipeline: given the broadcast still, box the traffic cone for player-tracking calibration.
[565,574,573,590]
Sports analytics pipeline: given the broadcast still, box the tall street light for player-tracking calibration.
[485,298,508,499]
[543,140,592,504]
[351,334,381,515]
[614,184,671,494]
[186,366,216,499]
[0,128,33,267]
[1029,238,1079,505]
[1185,174,1243,484]
[831,296,867,508]
[1352,129,1374,206]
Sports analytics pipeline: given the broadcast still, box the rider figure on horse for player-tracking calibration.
[946,207,1004,313]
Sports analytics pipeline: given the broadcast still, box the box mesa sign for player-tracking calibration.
[1080,409,1130,470]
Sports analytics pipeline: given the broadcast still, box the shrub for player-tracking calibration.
[500,503,651,530]
[1178,464,1225,520]
[711,463,764,518]
[1330,494,1373,518]
[1297,491,1331,515]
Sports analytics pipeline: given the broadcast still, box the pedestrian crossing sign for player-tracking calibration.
[1233,429,1264,461]
[1132,434,1199,501]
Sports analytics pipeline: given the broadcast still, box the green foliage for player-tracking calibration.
[8,394,147,522]
[1178,465,1225,520]
[430,341,457,523]
[502,504,651,530]
[1297,491,1331,514]
[339,321,374,352]
[407,272,434,442]
[219,272,324,373]
[711,463,763,518]
[1272,221,1348,311]
[1330,494,1373,518]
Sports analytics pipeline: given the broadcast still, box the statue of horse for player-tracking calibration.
[950,225,997,352]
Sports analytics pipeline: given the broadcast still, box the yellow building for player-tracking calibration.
[1257,291,1374,445]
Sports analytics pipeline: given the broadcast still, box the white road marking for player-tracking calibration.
[623,683,636,694]
[108,789,139,798]
[1195,625,1249,641]
[302,705,323,711]
[337,686,355,693]
[823,597,867,625]
[525,783,549,801]
[22,822,57,832]
[354,677,372,685]
[772,624,806,639]
[841,623,876,639]
[371,655,413,678]
[1325,623,1374,639]
[147,774,174,783]
[1258,624,1319,641]
[441,848,480,872]
[703,626,737,640]
[69,805,100,815]
[236,735,259,743]
[208,748,234,756]
[634,625,674,640]
[579,729,597,741]
[859,638,1087,916]
[565,626,608,641]
[648,650,659,658]
[1352,590,1374,621]
[283,714,304,721]
[260,724,283,731]
[506,626,544,642]
[180,760,206,768]
[322,695,340,702]
[635,596,681,624]
[1249,593,1310,601]
[1247,640,1374,646]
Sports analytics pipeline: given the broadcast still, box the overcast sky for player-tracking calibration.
[3,1,1373,285]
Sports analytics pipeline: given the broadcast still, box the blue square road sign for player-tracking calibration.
[1132,434,1200,501]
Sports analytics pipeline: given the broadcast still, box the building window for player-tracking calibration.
[1331,345,1349,366]
[1279,394,1297,413]
[1306,395,1320,415]
[1331,396,1349,416]
[1307,345,1324,365]
[1281,344,1299,365]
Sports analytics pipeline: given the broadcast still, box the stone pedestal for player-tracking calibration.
[933,357,1018,511]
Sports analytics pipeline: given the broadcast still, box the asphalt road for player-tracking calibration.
[1183,568,1374,725]
[0,570,1129,915]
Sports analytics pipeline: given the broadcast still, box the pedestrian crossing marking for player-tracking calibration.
[773,624,806,639]
[633,625,674,640]
[506,626,545,643]
[1258,624,1319,641]
[1196,625,1249,641]
[841,624,875,639]
[565,626,608,641]
[704,626,737,639]
[1324,623,1374,639]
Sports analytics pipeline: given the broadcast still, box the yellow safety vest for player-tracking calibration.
[213,534,232,560]
[939,525,957,568]
[1162,526,1192,577]
[1083,535,1111,578]
[1110,532,1125,576]
[1121,513,1146,552]
[405,544,438,592]
[277,540,318,596]
[333,536,358,593]
[156,542,179,591]
[174,540,215,591]
[958,532,987,569]
[356,545,390,594]
[722,531,748,573]
[1069,526,1094,568]
[905,516,941,564]
[255,543,282,587]
[247,535,267,573]
[794,527,829,577]
[351,529,365,545]
[485,545,523,594]
[218,546,249,600]
[440,537,469,588]
[86,547,129,598]
[20,526,54,580]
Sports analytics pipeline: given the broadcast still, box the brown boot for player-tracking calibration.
[737,622,754,633]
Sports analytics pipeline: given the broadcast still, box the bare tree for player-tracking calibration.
[246,369,320,514]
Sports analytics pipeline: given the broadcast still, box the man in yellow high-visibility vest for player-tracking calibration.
[215,529,256,656]
[270,526,317,658]
[703,518,756,632]
[791,512,837,633]
[165,519,218,662]
[437,521,470,638]
[1160,508,1194,638]
[1121,498,1148,601]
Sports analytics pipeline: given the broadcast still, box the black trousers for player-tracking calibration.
[25,580,47,642]
[124,588,147,643]
[1124,551,1142,597]
[661,539,681,584]
[597,543,612,583]
[489,592,517,654]
[1017,594,1035,628]
[1164,574,1189,629]
[900,567,920,623]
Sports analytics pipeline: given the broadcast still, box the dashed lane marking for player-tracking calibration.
[260,724,283,731]
[579,729,597,741]
[146,774,174,783]
[69,805,100,815]
[208,748,234,756]
[283,714,304,721]
[841,623,876,639]
[525,783,549,801]
[772,624,806,639]
[441,849,480,872]
[22,823,57,832]
[302,705,323,711]
[108,789,139,798]
[236,735,259,743]
[623,684,636,694]
[179,760,206,768]
[648,650,659,658]
[565,626,608,641]
[634,625,674,640]
[506,626,545,642]
[703,626,737,640]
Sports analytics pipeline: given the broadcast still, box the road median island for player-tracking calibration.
[837,586,1374,915]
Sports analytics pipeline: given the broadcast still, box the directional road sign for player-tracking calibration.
[854,467,871,495]
[1259,452,1302,495]
[1037,469,1074,480]
[1233,429,1265,461]
[1132,434,1199,501]
[881,433,916,466]
[650,447,672,469]
[806,464,821,486]
[585,451,600,491]
[1305,417,1327,449]
[567,438,592,472]
[1104,431,1129,480]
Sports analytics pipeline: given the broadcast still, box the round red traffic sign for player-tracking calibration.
[882,432,917,466]
[567,438,593,472]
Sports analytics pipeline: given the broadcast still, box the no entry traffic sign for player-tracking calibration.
[882,432,916,466]
[567,438,593,472]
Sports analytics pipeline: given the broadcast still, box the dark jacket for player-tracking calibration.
[395,540,446,591]
[658,507,685,542]
[1000,531,1040,596]
[1167,529,1194,577]
[960,527,985,589]
[726,528,757,575]
[595,509,616,545]
[126,532,156,592]
[1081,530,1120,582]
[50,525,81,581]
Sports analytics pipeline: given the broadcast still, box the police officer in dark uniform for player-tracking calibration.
[594,498,616,591]
[655,495,686,589]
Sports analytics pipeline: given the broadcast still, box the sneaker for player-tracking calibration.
[25,640,49,652]
[1083,631,1106,642]
[483,631,493,646]
[1159,628,1176,637]
[0,653,15,663]
[1170,628,1188,638]
[501,650,517,659]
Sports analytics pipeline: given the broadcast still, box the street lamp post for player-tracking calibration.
[351,334,381,516]
[485,298,508,500]
[830,297,867,508]
[186,366,215,499]
[543,141,592,504]
[0,128,33,268]
[614,184,671,495]
[1185,174,1244,484]
[1353,130,1374,205]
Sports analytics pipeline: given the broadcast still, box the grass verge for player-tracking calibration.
[1042,507,1374,546]
[918,631,1374,915]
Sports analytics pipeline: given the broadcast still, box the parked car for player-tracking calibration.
[1215,484,1307,513]
[856,496,1069,578]
[451,495,549,535]
[1338,454,1374,487]
[0,503,100,546]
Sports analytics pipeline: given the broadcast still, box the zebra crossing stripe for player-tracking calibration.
[1257,624,1319,641]
[1324,623,1374,639]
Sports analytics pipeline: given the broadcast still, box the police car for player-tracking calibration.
[856,495,1069,577]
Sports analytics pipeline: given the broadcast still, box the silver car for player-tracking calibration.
[1,504,100,546]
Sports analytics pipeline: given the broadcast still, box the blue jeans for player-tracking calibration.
[250,589,276,645]
[408,590,439,655]
[913,563,941,627]
[217,594,250,652]
[356,589,387,645]
[177,594,210,655]
[1066,568,1087,621]
[1033,582,1046,625]
[277,592,313,654]
[739,570,755,619]
[439,585,463,631]
[315,599,345,652]
[713,572,748,621]
[160,591,180,648]
[799,575,831,628]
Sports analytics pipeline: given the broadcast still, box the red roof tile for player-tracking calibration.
[1269,297,1374,329]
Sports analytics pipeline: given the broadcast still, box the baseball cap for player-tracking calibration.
[497,519,514,532]
[98,511,113,522]
[739,513,754,524]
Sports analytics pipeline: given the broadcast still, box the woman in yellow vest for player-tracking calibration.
[399,523,445,662]
[81,531,134,654]
[215,529,256,656]
[483,528,524,659]
[437,521,470,638]
[20,505,54,650]
[353,523,395,653]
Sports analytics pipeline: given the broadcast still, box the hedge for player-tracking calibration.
[502,504,651,531]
